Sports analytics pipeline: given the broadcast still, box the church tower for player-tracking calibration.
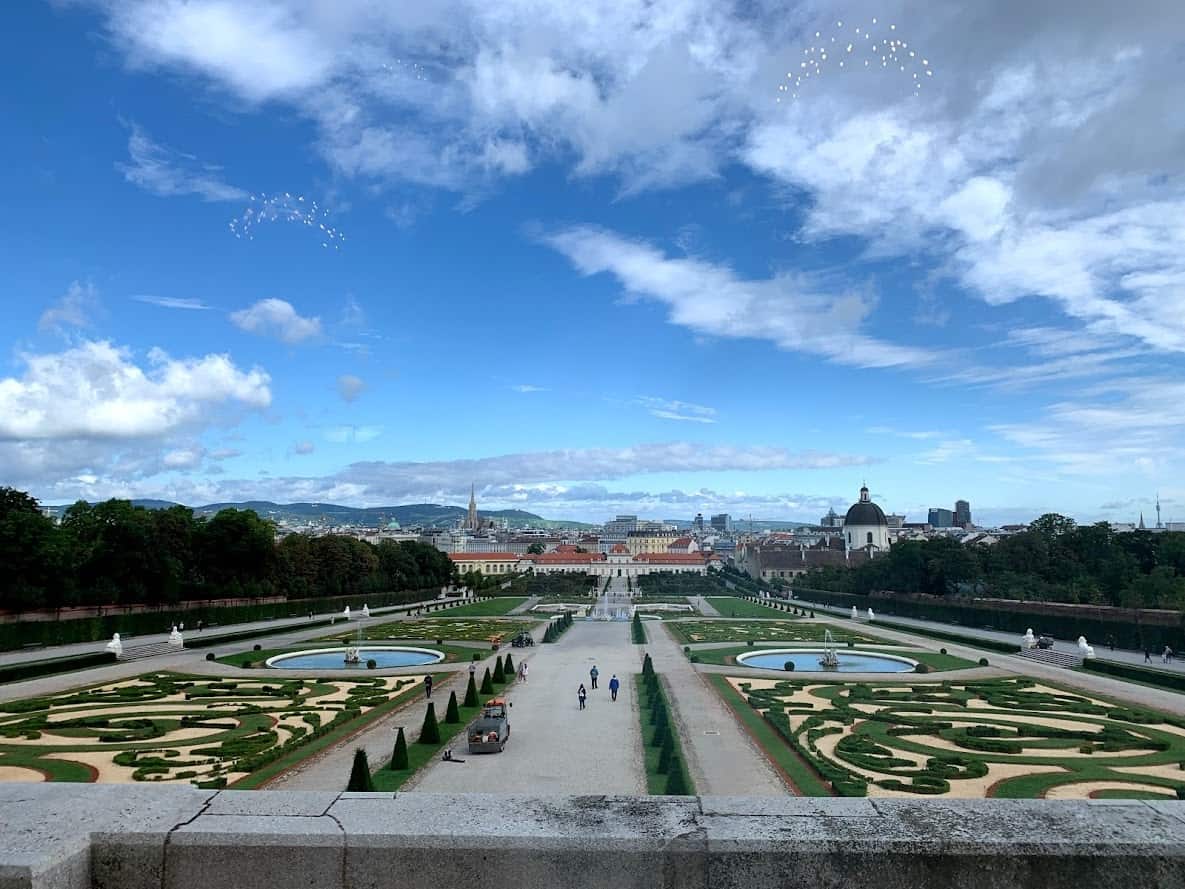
[467,483,478,530]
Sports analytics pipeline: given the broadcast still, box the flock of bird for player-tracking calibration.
[777,18,933,102]
[227,193,346,250]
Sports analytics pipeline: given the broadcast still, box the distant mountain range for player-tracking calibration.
[44,499,594,530]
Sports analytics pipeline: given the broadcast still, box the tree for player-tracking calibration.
[346,749,375,791]
[0,490,63,611]
[493,656,506,683]
[418,702,440,744]
[527,543,546,555]
[480,668,494,695]
[503,653,515,677]
[389,728,408,770]
[464,674,479,707]
[445,691,460,724]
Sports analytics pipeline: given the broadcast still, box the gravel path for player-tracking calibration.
[646,622,788,796]
[405,621,645,795]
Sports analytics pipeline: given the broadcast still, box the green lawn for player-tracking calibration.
[328,616,537,642]
[668,620,882,645]
[0,670,428,788]
[720,676,1185,799]
[704,597,795,618]
[440,597,528,617]
[688,646,977,672]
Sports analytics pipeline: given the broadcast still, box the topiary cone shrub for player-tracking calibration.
[445,690,460,724]
[914,663,930,674]
[658,732,675,773]
[480,668,494,695]
[493,657,506,683]
[503,653,515,677]
[978,658,990,667]
[389,728,408,770]
[205,653,215,661]
[366,659,377,669]
[464,675,479,707]
[784,661,796,672]
[664,755,688,795]
[651,720,667,748]
[418,702,440,744]
[940,648,948,655]
[346,748,375,792]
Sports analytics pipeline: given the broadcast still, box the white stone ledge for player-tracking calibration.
[1,784,1184,889]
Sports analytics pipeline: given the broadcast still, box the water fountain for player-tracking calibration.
[818,629,840,669]
[592,580,633,621]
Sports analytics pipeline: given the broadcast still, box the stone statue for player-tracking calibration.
[867,608,875,622]
[169,626,183,646]
[343,605,352,620]
[1022,628,1036,649]
[105,633,123,657]
[851,606,858,620]
[1077,636,1094,658]
[362,604,371,618]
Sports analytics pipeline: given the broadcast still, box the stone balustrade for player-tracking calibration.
[2,784,1184,889]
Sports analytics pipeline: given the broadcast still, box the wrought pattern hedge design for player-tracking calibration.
[732,676,1185,799]
[0,672,420,786]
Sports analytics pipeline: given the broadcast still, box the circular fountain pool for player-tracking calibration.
[735,649,917,673]
[265,646,444,670]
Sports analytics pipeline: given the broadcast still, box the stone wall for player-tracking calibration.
[2,784,1185,889]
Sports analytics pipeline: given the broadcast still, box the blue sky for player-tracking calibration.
[2,0,1183,526]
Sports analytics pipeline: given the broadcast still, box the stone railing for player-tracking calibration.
[2,784,1184,888]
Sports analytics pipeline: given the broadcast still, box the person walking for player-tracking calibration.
[469,661,477,680]
[521,662,529,683]
[590,665,599,689]
[1145,648,1152,663]
[608,674,620,702]
[423,675,433,699]
[578,684,587,710]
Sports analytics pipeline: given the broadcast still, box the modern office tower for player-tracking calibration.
[954,500,972,527]
[710,513,732,533]
[928,507,955,528]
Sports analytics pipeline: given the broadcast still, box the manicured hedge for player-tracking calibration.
[1083,659,1185,693]
[0,587,444,651]
[0,651,118,685]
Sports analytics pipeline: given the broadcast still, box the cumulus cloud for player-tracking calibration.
[39,281,99,333]
[336,374,366,402]
[117,123,247,202]
[230,299,322,344]
[544,225,934,369]
[0,339,271,494]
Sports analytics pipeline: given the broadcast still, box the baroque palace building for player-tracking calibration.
[450,544,721,578]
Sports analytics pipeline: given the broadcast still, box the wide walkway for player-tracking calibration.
[646,621,786,796]
[407,621,645,795]
[794,597,1185,673]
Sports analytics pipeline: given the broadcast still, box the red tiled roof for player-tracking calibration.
[669,537,692,547]
[633,553,708,564]
[610,544,628,554]
[523,552,605,564]
[555,544,579,553]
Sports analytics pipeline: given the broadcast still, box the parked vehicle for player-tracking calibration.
[1036,635,1056,649]
[468,699,511,754]
[511,632,534,648]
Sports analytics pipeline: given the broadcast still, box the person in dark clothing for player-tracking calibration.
[424,675,433,699]
[1145,649,1152,663]
[608,674,620,702]
[590,665,599,689]
[578,684,587,710]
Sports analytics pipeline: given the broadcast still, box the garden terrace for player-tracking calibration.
[703,597,793,618]
[0,671,424,788]
[666,620,882,645]
[722,676,1185,799]
[3,785,1185,889]
[339,617,538,643]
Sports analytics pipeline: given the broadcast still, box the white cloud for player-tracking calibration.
[336,374,366,402]
[117,124,247,202]
[291,440,315,455]
[230,298,322,344]
[511,384,547,393]
[0,340,270,441]
[209,447,241,460]
[324,425,383,444]
[635,396,716,424]
[133,295,211,310]
[39,281,99,333]
[544,225,935,369]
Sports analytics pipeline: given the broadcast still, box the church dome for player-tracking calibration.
[844,485,887,527]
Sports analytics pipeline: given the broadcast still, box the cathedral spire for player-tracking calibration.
[467,483,478,530]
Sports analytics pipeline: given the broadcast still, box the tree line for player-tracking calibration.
[800,514,1185,610]
[0,487,457,611]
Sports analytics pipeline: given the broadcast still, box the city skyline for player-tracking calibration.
[2,1,1183,528]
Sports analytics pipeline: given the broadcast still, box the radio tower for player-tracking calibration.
[1156,493,1163,529]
